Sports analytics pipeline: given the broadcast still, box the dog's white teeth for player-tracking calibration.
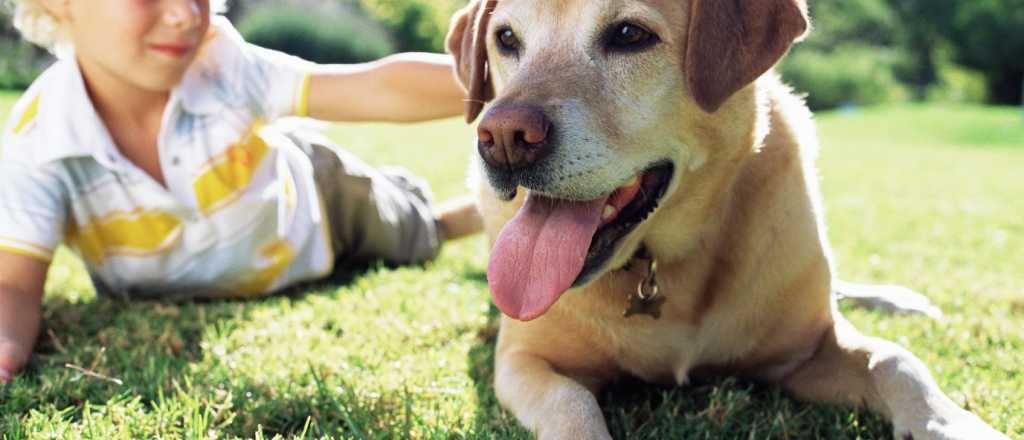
[602,205,617,221]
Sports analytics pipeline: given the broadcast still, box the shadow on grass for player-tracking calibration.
[0,261,378,430]
[462,305,893,440]
[209,371,422,438]
[464,303,533,439]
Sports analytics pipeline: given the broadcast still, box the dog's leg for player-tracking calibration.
[834,279,943,320]
[781,317,1007,440]
[495,350,613,440]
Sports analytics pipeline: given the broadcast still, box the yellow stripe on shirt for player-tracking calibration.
[67,210,183,263]
[11,94,40,135]
[295,73,311,117]
[281,159,297,218]
[0,237,53,262]
[193,125,271,215]
[232,239,296,297]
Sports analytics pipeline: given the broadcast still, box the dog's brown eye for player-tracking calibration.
[497,28,521,53]
[607,22,658,52]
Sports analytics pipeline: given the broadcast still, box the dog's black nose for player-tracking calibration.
[477,104,552,170]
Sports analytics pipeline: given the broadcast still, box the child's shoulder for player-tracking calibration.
[1,60,79,167]
[177,17,266,107]
[2,87,46,166]
[181,17,311,118]
[192,16,253,74]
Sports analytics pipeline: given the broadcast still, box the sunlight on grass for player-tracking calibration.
[0,90,1021,438]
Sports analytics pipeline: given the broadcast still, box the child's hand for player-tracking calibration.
[0,251,49,383]
[0,338,29,382]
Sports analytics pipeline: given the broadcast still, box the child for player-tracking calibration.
[0,0,482,381]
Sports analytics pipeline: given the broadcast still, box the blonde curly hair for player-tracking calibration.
[5,0,227,54]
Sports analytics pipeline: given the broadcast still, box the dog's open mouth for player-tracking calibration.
[487,162,674,321]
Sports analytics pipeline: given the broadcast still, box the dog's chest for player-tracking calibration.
[606,318,702,384]
[559,270,728,384]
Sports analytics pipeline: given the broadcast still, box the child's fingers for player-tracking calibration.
[0,339,27,382]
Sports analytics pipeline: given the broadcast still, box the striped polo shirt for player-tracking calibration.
[0,17,335,299]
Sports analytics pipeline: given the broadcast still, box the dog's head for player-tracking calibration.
[448,0,808,321]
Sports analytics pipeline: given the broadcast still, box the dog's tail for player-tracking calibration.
[834,280,944,320]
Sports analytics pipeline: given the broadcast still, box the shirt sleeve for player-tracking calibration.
[205,17,315,120]
[0,162,67,262]
[243,43,315,119]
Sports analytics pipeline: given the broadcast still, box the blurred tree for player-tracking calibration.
[238,3,395,64]
[222,0,246,23]
[359,0,466,52]
[948,0,1024,105]
[803,0,900,51]
[885,0,958,99]
[792,0,1023,106]
[0,7,52,89]
[783,0,909,109]
[781,45,907,110]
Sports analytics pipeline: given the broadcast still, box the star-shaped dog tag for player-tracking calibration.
[623,292,666,319]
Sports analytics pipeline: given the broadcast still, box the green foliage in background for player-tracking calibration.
[950,0,1024,105]
[801,0,900,50]
[359,0,466,52]
[782,0,922,110]
[0,40,46,89]
[233,0,466,64]
[238,4,395,64]
[782,46,908,110]
[927,63,989,104]
[885,0,957,99]
[0,8,50,90]
[784,0,1023,108]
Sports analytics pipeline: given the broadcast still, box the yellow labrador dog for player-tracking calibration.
[446,0,1010,439]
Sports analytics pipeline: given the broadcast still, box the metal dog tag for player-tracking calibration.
[623,258,665,319]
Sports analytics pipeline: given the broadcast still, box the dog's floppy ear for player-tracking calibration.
[446,0,498,123]
[685,0,809,113]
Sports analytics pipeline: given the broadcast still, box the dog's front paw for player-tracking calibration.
[893,410,1009,440]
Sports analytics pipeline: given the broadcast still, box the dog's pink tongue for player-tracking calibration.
[488,193,608,321]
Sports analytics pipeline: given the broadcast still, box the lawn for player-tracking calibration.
[1,89,1022,439]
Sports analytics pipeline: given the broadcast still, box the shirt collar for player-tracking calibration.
[35,57,121,167]
[177,16,243,116]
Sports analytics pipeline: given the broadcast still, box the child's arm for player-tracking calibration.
[306,53,467,123]
[0,252,47,382]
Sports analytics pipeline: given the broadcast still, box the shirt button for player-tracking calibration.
[171,156,181,166]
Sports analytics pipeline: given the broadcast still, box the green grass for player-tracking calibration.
[1,89,1022,438]
[0,91,18,119]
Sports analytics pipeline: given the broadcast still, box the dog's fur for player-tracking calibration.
[447,0,1008,438]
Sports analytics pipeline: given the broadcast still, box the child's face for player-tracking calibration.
[62,0,211,92]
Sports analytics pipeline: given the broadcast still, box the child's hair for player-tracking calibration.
[5,0,227,54]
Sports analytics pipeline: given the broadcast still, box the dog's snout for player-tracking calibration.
[477,105,552,170]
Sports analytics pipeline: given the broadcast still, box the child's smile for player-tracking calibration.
[148,39,200,59]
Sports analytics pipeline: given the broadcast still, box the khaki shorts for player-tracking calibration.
[302,136,442,268]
